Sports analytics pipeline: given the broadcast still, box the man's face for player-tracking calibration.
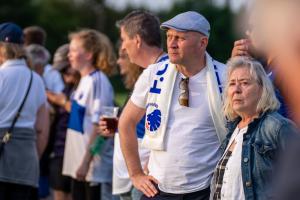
[166,29,206,66]
[120,27,138,65]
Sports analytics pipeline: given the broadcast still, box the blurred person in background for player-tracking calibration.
[24,25,47,46]
[247,1,300,199]
[210,57,297,200]
[249,0,300,125]
[25,43,60,199]
[46,44,80,200]
[0,22,49,200]
[100,44,145,200]
[25,44,51,76]
[62,29,116,200]
[24,25,64,94]
[25,36,65,199]
[118,47,143,90]
[230,14,290,119]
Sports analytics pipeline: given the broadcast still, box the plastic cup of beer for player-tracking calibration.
[102,106,119,133]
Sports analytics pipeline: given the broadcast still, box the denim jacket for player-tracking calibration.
[210,111,297,200]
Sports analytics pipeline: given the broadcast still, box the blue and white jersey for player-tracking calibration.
[63,70,114,182]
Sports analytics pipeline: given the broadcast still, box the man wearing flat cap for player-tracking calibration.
[119,11,227,199]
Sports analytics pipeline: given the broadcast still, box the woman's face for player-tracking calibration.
[68,38,90,72]
[228,67,262,116]
[117,48,130,75]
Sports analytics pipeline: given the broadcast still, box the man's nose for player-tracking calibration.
[168,38,177,49]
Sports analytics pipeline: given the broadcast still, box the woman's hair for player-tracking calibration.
[53,44,80,88]
[0,42,26,62]
[119,48,143,89]
[69,29,117,76]
[25,44,50,69]
[223,56,280,121]
[52,43,70,71]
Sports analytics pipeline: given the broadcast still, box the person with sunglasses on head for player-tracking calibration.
[118,11,227,199]
[99,10,168,200]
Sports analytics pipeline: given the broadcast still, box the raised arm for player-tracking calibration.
[231,39,252,58]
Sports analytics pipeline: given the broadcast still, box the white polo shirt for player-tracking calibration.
[43,64,64,93]
[0,59,46,128]
[131,64,222,194]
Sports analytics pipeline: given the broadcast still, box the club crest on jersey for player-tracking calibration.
[145,103,161,132]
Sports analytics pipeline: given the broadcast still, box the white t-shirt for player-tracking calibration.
[131,64,221,194]
[63,70,114,182]
[113,133,149,194]
[221,126,247,200]
[0,59,46,128]
[43,64,64,93]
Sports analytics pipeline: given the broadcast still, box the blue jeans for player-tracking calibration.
[119,187,143,200]
[101,182,120,200]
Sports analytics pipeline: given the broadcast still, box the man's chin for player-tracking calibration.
[169,58,180,64]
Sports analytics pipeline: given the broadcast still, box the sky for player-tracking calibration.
[105,0,249,12]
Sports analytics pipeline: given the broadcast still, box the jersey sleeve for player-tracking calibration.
[130,66,152,109]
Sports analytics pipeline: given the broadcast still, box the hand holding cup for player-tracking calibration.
[98,106,119,137]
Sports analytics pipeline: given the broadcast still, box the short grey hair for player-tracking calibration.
[223,56,280,121]
[25,44,50,68]
[116,10,161,48]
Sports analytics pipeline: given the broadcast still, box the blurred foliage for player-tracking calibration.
[1,0,242,96]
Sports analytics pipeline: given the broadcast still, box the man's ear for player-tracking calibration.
[135,34,142,49]
[200,37,208,49]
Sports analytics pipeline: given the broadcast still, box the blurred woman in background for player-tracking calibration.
[46,44,80,200]
[62,29,116,200]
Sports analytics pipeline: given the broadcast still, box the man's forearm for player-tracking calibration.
[119,119,143,177]
[121,126,143,176]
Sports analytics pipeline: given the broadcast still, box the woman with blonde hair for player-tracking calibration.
[210,56,297,200]
[62,29,116,200]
